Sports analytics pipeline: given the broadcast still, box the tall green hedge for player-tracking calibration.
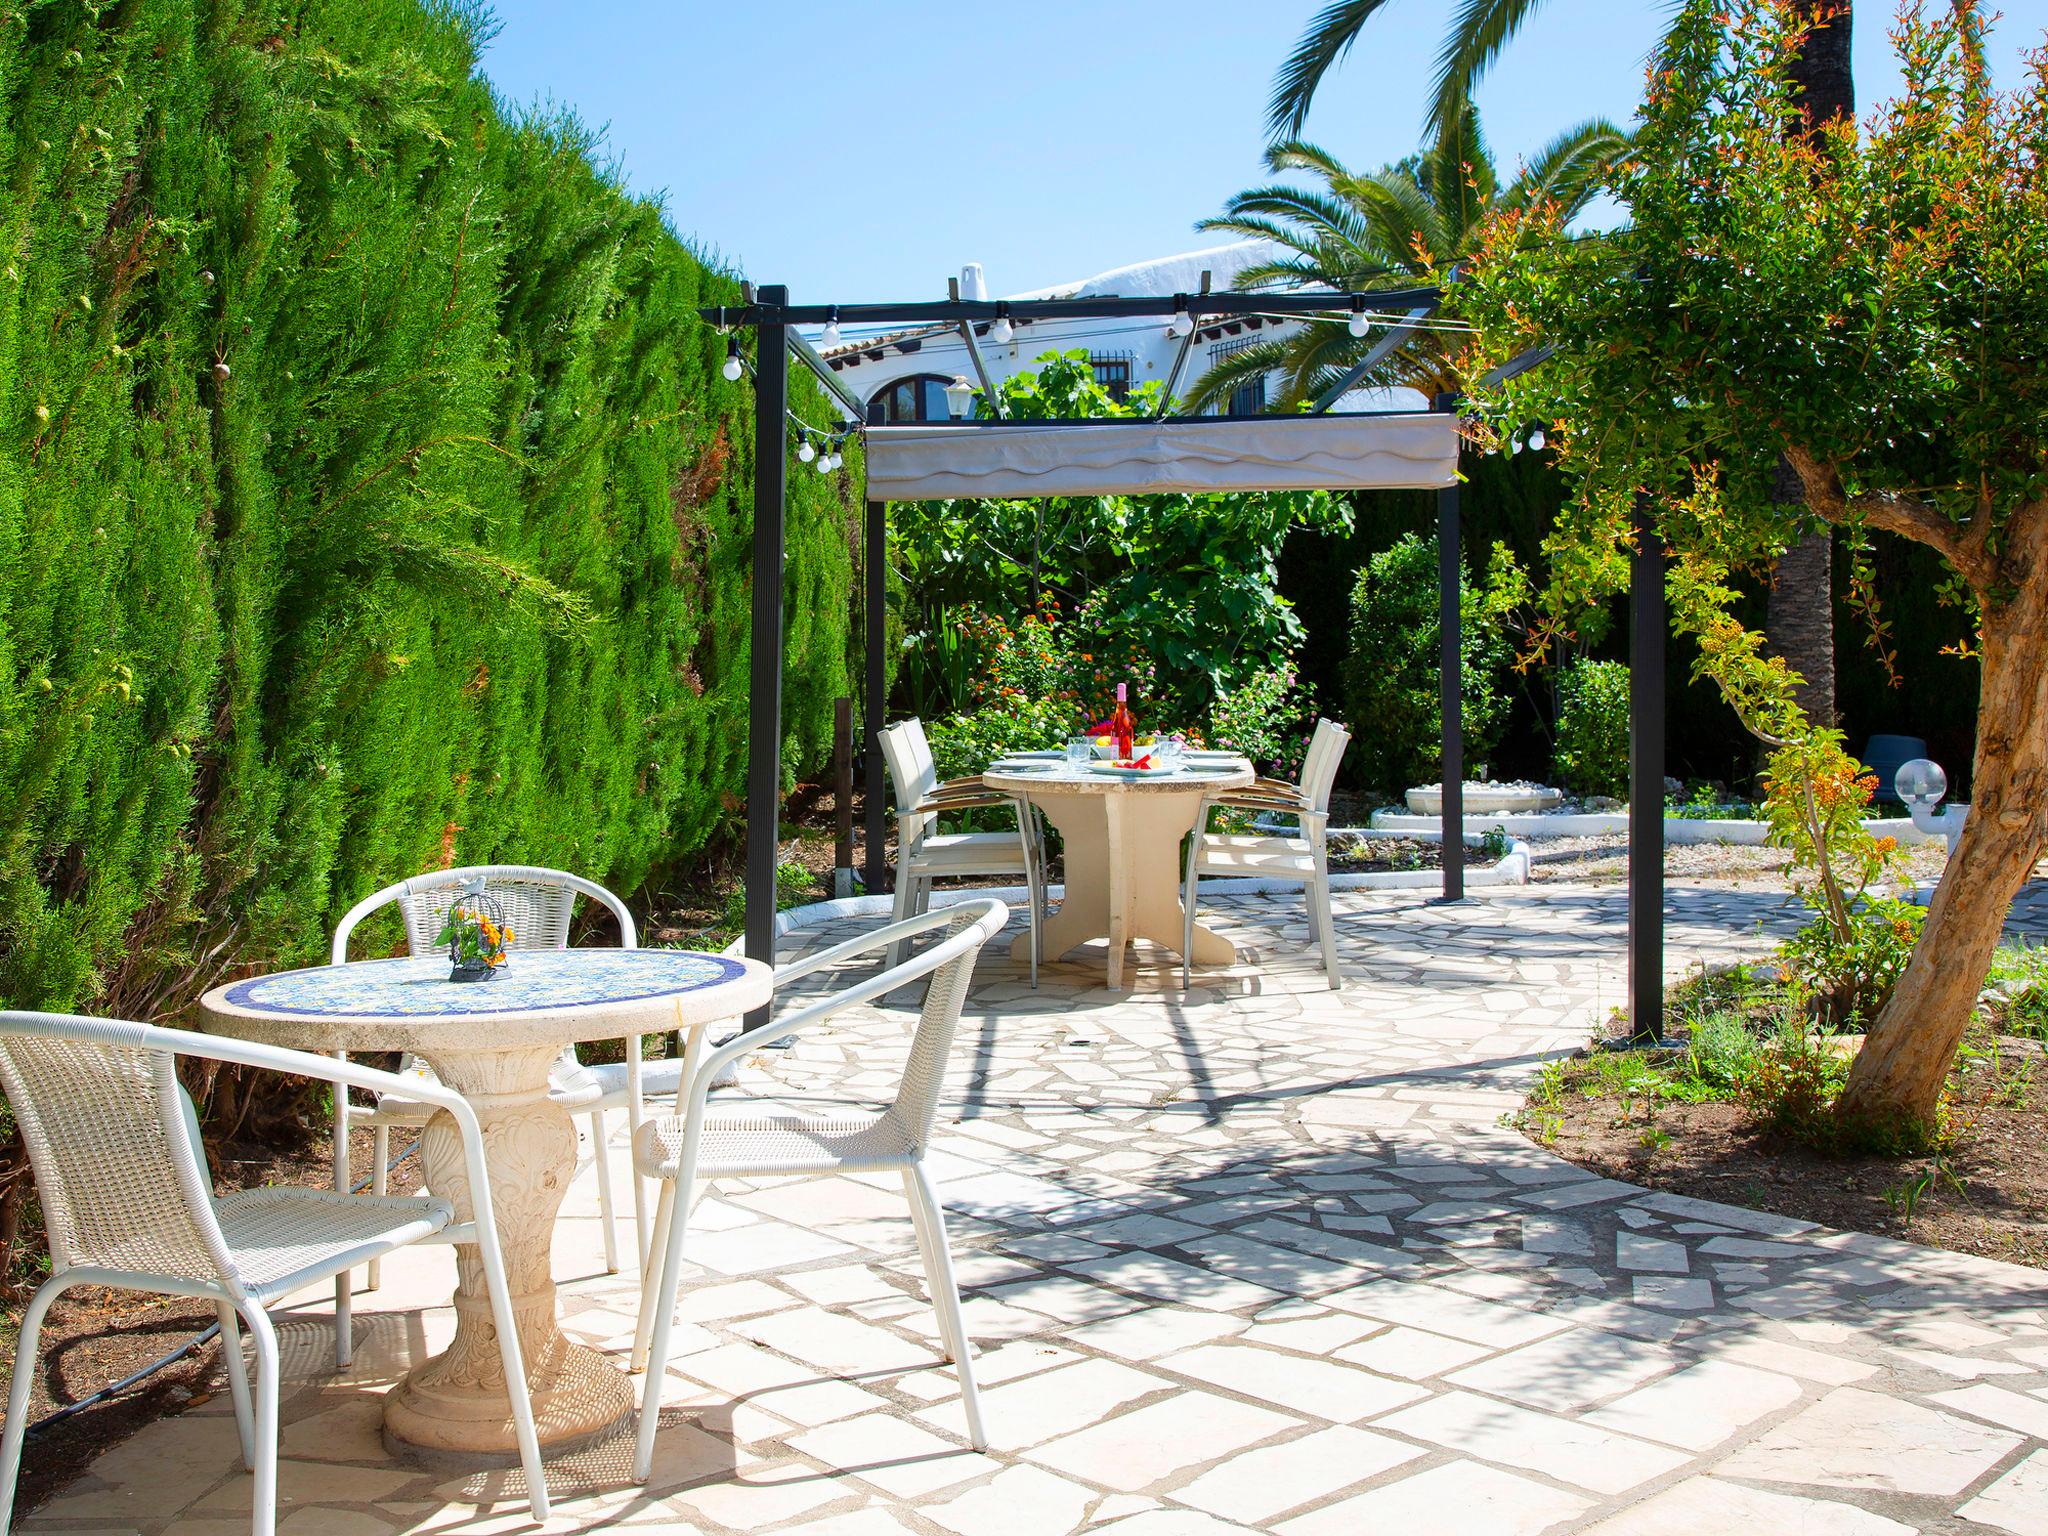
[0,0,856,1016]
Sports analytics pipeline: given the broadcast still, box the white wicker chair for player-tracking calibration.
[879,719,1042,985]
[330,865,652,1295]
[626,899,1009,1481]
[1182,719,1353,988]
[0,1012,550,1536]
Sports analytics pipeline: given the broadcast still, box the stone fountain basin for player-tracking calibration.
[1406,782,1564,817]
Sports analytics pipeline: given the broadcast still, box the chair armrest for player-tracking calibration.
[912,791,1014,815]
[688,902,1009,1103]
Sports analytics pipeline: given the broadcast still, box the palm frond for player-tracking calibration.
[1349,172,1447,273]
[1503,119,1631,220]
[1427,96,1498,242]
[1183,337,1296,413]
[1429,0,1558,136]
[1267,0,1402,140]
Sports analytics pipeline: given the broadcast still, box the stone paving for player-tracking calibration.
[24,881,2048,1535]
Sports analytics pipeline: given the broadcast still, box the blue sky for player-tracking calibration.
[476,1,2048,303]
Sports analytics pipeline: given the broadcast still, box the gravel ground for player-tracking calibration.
[1522,833,1954,887]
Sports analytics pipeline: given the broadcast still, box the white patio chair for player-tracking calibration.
[626,899,1009,1480]
[879,718,1042,984]
[1182,719,1353,989]
[330,865,653,1293]
[0,1012,550,1536]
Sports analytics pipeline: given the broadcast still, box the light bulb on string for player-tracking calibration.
[816,452,832,475]
[1528,428,1547,452]
[1510,436,1525,455]
[721,336,743,382]
[1347,299,1370,338]
[820,308,841,350]
[1167,296,1192,339]
[990,304,1013,345]
[797,439,816,463]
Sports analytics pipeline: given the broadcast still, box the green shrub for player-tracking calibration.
[1342,534,1527,792]
[925,697,1079,784]
[1552,659,1630,799]
[0,0,858,1020]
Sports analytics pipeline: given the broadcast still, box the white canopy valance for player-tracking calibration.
[862,412,1460,501]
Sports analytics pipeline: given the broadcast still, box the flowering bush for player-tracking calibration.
[925,696,1081,785]
[1207,664,1316,780]
[955,596,1161,727]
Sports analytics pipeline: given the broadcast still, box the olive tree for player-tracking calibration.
[1461,0,2044,1129]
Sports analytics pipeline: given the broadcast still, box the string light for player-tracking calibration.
[797,439,816,463]
[1167,296,1192,338]
[721,335,743,382]
[990,302,1013,345]
[1347,297,1370,338]
[1528,428,1547,451]
[820,307,842,350]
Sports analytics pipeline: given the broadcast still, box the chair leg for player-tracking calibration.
[1317,878,1343,989]
[366,1123,389,1293]
[244,1303,281,1536]
[634,1174,697,1483]
[590,1110,620,1275]
[887,863,916,968]
[901,1169,962,1365]
[0,1277,73,1534]
[217,1302,256,1469]
[903,1162,987,1452]
[630,1180,678,1374]
[467,1199,551,1523]
[1181,850,1200,992]
[334,1248,352,1371]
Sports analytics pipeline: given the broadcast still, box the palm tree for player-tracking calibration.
[1269,0,1857,725]
[1186,101,1625,411]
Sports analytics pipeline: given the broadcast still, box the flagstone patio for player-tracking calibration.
[23,882,2048,1536]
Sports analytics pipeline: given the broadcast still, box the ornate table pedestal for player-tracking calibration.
[381,1041,630,1464]
[985,761,1253,990]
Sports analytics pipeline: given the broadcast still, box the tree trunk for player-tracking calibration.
[1839,568,2048,1126]
[1766,518,1837,724]
[1761,3,1853,728]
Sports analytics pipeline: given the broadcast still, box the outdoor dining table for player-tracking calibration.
[983,753,1254,990]
[200,947,771,1465]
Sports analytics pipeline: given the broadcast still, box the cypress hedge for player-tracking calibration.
[0,0,857,1019]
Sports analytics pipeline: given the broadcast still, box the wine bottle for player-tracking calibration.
[1112,683,1136,761]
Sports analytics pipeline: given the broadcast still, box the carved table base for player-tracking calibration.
[383,1043,633,1462]
[1015,787,1237,990]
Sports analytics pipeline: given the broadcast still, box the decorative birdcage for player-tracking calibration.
[436,878,512,982]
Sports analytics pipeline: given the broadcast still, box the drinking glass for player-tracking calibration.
[1065,737,1094,764]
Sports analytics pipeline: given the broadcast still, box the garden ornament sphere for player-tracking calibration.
[1896,758,1948,810]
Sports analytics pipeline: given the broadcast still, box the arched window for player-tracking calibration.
[866,374,958,425]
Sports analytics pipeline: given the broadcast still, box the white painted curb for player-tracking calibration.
[1368,809,1945,847]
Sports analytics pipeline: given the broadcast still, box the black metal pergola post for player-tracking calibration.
[742,286,788,1029]
[863,496,888,897]
[1435,393,1464,901]
[1628,495,1666,1041]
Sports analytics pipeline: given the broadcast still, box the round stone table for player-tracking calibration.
[201,948,771,1465]
[985,756,1253,990]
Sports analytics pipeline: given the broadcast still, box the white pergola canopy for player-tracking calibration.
[863,412,1461,500]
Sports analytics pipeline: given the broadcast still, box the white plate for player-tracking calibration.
[1088,762,1176,779]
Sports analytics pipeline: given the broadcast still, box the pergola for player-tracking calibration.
[707,284,1668,1036]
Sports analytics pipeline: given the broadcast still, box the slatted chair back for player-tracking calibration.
[1300,718,1352,815]
[331,864,638,964]
[0,1014,235,1290]
[878,721,943,850]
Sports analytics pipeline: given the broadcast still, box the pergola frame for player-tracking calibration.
[707,284,1666,1038]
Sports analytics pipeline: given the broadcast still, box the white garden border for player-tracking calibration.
[1367,808,1949,847]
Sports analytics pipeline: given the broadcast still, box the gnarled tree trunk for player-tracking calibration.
[1839,538,2048,1125]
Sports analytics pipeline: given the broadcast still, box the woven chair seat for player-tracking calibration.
[908,832,1029,874]
[216,1187,454,1300]
[634,1106,916,1179]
